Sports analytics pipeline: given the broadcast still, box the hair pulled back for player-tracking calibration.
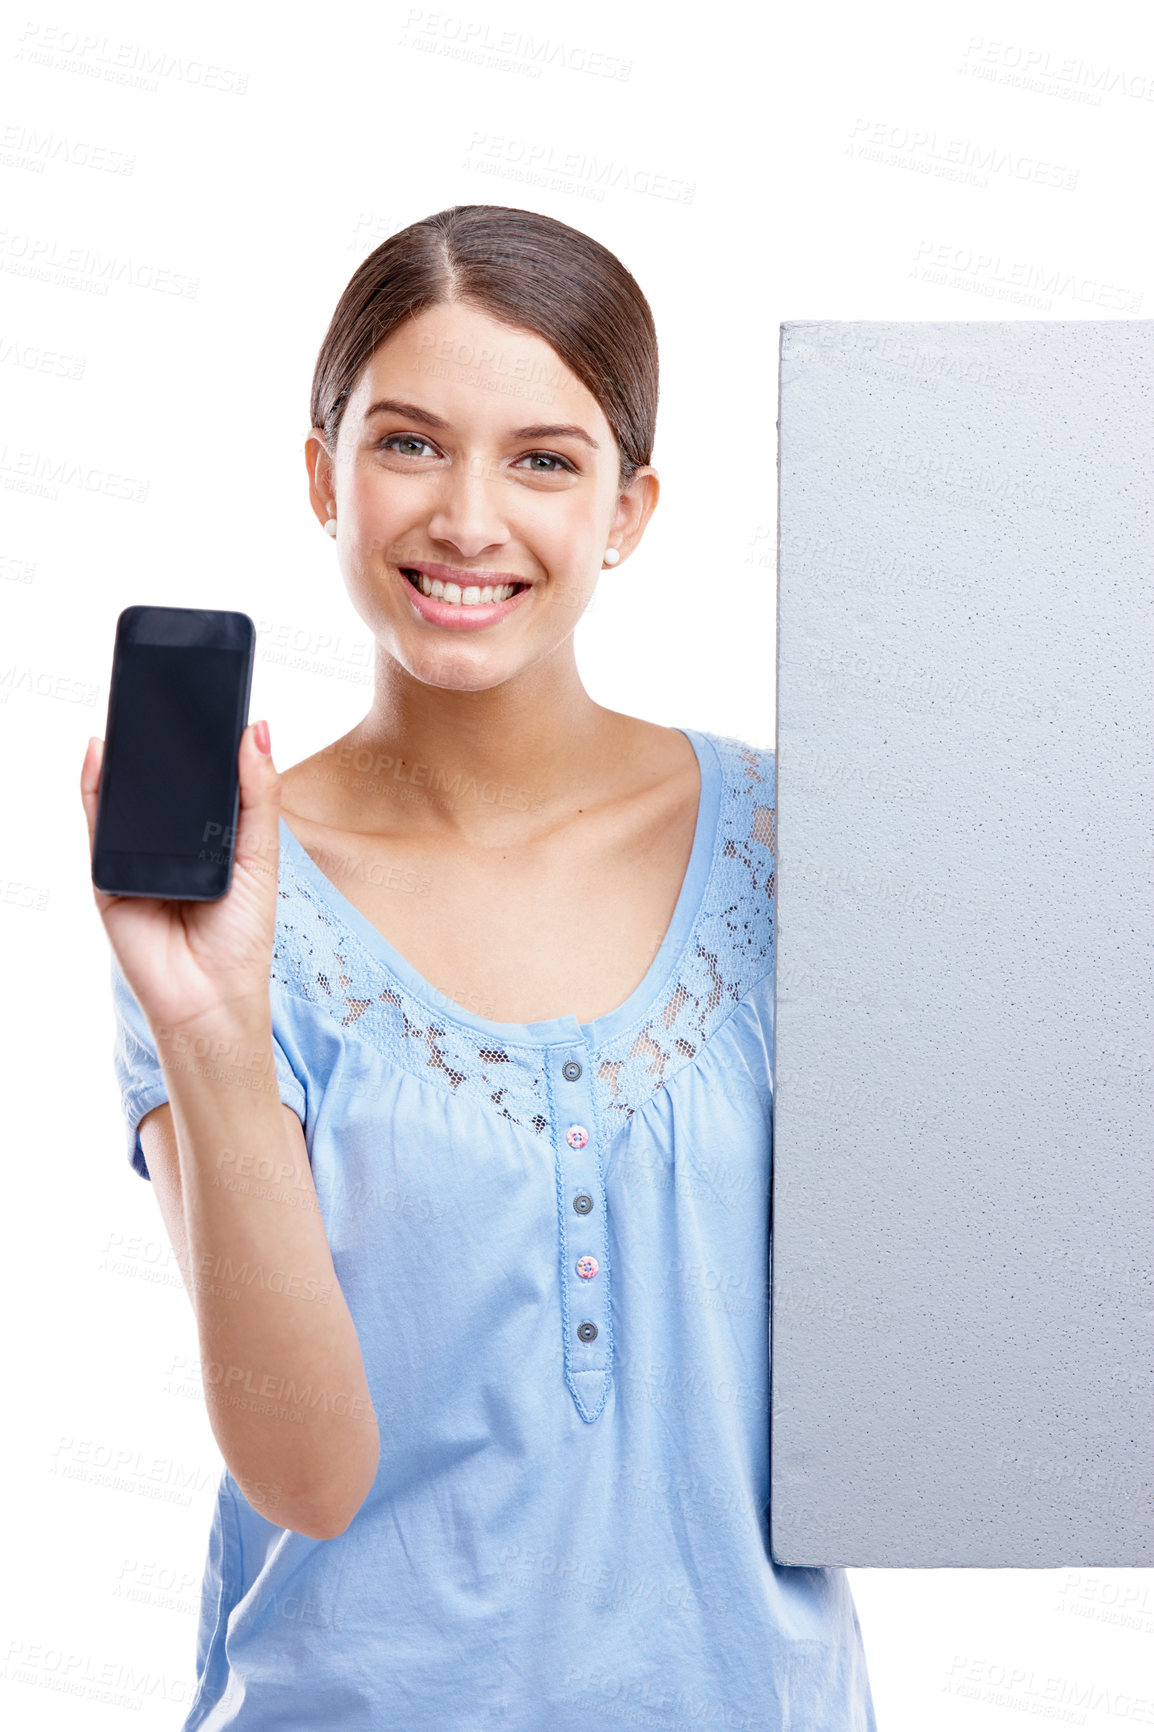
[310,205,658,490]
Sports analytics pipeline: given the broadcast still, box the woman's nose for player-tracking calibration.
[424,454,510,556]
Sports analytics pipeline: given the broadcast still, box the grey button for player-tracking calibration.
[562,1059,583,1081]
[573,1192,594,1215]
[577,1321,598,1343]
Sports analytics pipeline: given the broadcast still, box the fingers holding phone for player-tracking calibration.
[82,606,284,1032]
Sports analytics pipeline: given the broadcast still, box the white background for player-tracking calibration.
[1,0,1151,1724]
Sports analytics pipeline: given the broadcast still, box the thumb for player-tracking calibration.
[233,719,282,884]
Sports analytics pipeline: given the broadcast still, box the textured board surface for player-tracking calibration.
[771,320,1154,1567]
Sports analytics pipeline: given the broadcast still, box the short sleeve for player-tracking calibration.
[109,948,308,1181]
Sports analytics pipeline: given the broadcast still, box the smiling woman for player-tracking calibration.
[89,204,877,1730]
[303,209,658,686]
[309,300,638,650]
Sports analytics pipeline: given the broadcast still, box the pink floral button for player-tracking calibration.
[575,1256,599,1280]
[566,1124,589,1149]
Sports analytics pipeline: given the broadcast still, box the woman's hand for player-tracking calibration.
[80,720,283,1034]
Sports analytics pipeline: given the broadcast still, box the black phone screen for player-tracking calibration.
[93,607,255,899]
[101,645,248,855]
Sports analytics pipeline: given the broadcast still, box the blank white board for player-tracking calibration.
[771,320,1154,1567]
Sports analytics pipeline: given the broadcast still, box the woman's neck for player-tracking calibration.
[295,644,642,846]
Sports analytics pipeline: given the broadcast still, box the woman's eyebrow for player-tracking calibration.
[364,398,449,427]
[363,399,599,450]
[511,422,599,450]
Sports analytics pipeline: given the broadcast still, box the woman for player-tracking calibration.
[83,205,876,1729]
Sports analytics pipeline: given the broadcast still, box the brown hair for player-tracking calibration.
[309,204,658,490]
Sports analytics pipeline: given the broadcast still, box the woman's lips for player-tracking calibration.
[398,565,532,630]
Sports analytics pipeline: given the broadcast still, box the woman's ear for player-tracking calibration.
[609,466,660,563]
[305,430,336,533]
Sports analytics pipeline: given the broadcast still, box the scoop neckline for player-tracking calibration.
[276,726,721,1050]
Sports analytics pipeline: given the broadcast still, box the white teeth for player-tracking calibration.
[412,572,520,605]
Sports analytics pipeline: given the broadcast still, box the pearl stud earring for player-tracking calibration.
[323,515,337,537]
[603,547,620,566]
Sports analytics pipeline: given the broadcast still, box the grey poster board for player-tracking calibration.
[771,320,1154,1567]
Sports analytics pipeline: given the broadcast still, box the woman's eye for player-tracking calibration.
[379,434,438,457]
[375,438,574,472]
[515,451,575,473]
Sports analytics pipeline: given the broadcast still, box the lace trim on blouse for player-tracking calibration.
[269,733,775,1141]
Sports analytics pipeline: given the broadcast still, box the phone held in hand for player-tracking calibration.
[92,606,256,900]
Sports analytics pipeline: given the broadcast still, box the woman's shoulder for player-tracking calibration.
[611,713,774,783]
[688,727,776,842]
[692,727,776,908]
[610,716,775,869]
[693,725,775,782]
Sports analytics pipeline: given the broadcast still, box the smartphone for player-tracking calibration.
[92,606,256,900]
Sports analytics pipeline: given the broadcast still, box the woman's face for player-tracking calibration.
[306,302,657,692]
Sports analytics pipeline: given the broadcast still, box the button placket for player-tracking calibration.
[552,1045,612,1424]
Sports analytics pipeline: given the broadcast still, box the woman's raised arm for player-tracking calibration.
[82,722,379,1540]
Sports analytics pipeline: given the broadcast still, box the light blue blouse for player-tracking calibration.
[110,726,876,1731]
